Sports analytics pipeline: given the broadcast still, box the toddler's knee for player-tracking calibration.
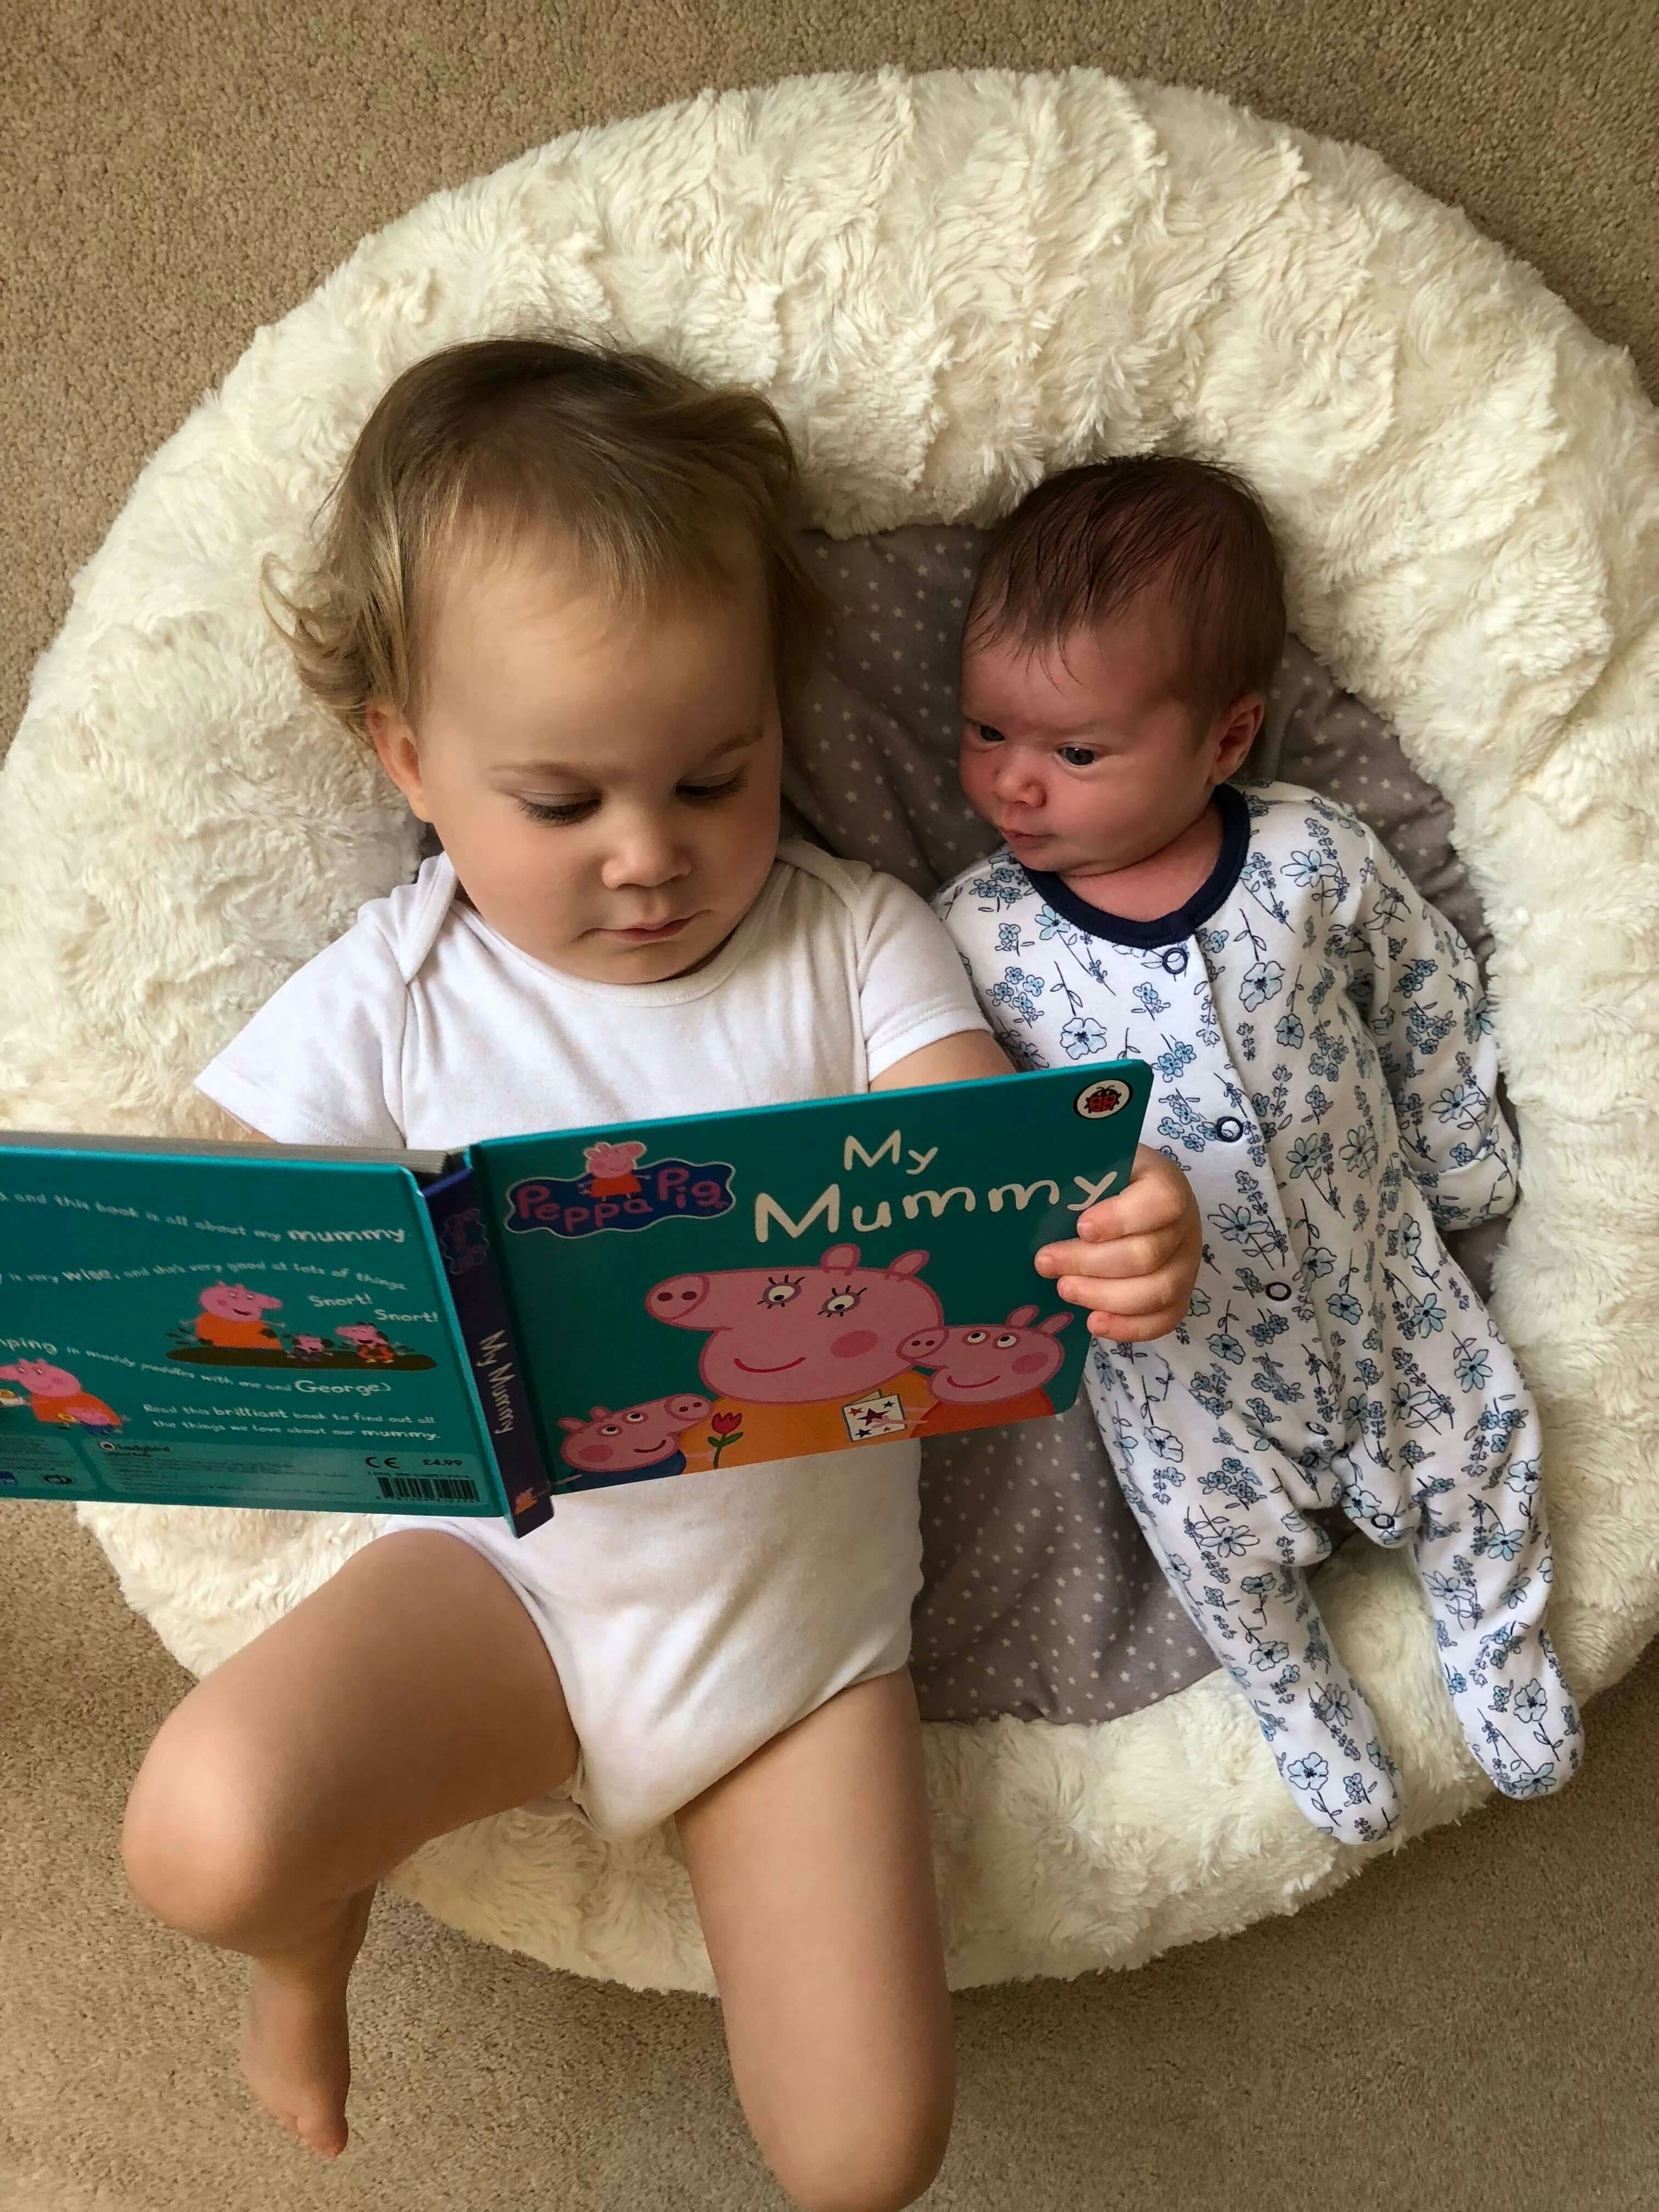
[768,2096,952,2212]
[121,1709,289,1945]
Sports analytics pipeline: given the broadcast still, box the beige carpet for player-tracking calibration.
[4,4,1657,2208]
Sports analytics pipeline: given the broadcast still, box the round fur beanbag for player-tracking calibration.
[3,69,1656,1994]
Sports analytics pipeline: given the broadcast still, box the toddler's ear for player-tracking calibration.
[366,702,433,822]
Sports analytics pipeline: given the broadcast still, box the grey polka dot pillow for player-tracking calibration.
[785,526,1505,1727]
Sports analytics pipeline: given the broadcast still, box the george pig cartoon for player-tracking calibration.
[899,1305,1073,1436]
[335,1323,394,1364]
[556,1394,714,1492]
[195,1283,282,1351]
[287,1335,329,1363]
[0,1359,122,1429]
[646,1244,941,1464]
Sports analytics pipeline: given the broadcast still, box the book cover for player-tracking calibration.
[0,1144,504,1516]
[467,1062,1150,1496]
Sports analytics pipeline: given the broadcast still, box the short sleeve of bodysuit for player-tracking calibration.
[815,851,991,1079]
[195,916,411,1148]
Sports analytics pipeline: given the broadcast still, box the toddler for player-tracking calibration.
[936,458,1583,1846]
[118,341,1202,2211]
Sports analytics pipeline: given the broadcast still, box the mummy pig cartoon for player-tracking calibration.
[0,1360,123,1429]
[646,1245,940,1463]
[195,1282,282,1350]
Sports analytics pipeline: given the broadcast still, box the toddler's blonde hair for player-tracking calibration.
[266,337,827,741]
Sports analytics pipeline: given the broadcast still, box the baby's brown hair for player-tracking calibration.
[966,456,1286,725]
[266,337,827,742]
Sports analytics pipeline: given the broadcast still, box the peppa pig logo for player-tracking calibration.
[505,1137,735,1242]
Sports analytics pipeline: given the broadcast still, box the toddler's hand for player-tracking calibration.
[1034,1146,1201,1341]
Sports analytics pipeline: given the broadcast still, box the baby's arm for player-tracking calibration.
[1340,816,1519,1230]
[872,1029,1200,1340]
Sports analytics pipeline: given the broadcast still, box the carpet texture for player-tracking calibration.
[4,6,1658,2209]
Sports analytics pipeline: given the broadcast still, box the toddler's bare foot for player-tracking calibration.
[240,1888,374,2159]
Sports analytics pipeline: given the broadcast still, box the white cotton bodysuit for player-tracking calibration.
[936,783,1583,1845]
[196,840,991,1837]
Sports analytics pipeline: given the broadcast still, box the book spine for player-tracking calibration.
[421,1169,554,1538]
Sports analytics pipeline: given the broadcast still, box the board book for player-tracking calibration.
[0,1062,1150,1536]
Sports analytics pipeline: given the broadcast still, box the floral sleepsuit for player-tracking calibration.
[935,782,1582,1843]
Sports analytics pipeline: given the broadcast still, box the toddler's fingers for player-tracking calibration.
[1051,1264,1193,1320]
[1079,1150,1198,1242]
[1036,1229,1181,1282]
[1084,1301,1189,1342]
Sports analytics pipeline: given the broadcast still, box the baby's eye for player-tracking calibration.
[995,1332,1020,1348]
[516,795,597,825]
[968,722,1006,745]
[963,1329,988,1344]
[1058,745,1101,768]
[820,1288,862,1318]
[761,1279,800,1307]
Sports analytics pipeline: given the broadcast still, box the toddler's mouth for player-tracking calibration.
[606,916,693,941]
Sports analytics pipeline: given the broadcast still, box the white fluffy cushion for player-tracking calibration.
[2,69,1655,1993]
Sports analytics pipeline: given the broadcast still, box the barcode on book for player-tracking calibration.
[376,1473,479,1503]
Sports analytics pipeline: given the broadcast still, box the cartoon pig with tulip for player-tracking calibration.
[555,1393,714,1492]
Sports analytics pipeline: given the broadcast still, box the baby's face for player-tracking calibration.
[959,596,1242,882]
[369,543,783,984]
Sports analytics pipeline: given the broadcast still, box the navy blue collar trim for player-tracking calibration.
[1020,784,1252,949]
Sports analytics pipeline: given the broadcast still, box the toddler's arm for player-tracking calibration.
[1340,817,1519,1230]
[873,1029,1200,1340]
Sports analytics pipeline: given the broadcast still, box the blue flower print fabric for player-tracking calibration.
[935,781,1583,1843]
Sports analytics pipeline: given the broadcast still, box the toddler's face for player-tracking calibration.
[368,544,784,984]
[958,594,1253,882]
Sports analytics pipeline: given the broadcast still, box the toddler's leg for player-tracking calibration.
[676,1669,953,2212]
[121,1530,576,2160]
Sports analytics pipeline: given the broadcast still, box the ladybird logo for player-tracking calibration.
[1074,1076,1133,1120]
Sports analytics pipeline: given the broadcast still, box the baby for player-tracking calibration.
[935,457,1583,1844]
[117,340,1201,2210]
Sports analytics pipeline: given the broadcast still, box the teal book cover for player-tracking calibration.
[0,1146,501,1517]
[0,1062,1150,1521]
[469,1062,1151,1493]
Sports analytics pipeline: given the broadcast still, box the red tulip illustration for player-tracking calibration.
[707,1409,744,1466]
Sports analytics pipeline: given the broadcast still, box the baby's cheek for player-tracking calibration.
[832,1329,880,1361]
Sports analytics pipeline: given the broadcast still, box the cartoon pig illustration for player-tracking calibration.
[336,1323,394,1364]
[556,1394,713,1492]
[287,1334,329,1363]
[0,1360,122,1429]
[646,1244,941,1461]
[196,1282,282,1350]
[899,1305,1074,1436]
